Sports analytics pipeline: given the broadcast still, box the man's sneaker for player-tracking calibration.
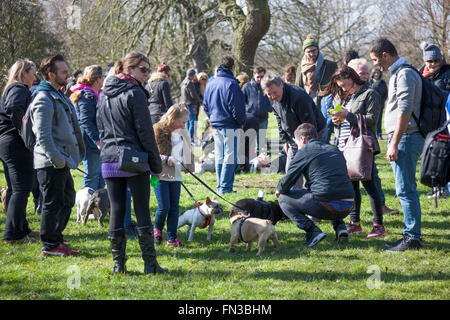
[382,205,399,214]
[154,228,162,245]
[335,228,349,243]
[386,235,422,252]
[166,238,183,247]
[367,224,386,238]
[61,242,80,255]
[305,227,326,248]
[42,243,78,257]
[347,222,362,234]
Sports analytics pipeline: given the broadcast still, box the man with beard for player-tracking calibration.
[29,54,85,257]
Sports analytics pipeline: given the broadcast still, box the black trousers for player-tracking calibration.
[0,134,33,240]
[37,167,75,251]
[105,172,152,231]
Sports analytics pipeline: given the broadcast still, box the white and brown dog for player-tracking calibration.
[76,187,95,224]
[177,197,223,242]
[229,211,281,256]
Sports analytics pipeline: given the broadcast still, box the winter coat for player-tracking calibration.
[369,79,388,104]
[72,87,100,154]
[419,63,450,91]
[271,83,326,143]
[333,85,382,154]
[242,78,272,120]
[180,77,202,106]
[203,66,246,129]
[96,75,162,174]
[29,81,85,170]
[0,82,32,137]
[145,72,173,123]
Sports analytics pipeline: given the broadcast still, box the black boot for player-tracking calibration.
[108,228,127,274]
[136,226,168,274]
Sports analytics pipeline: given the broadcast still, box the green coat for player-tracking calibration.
[333,85,382,154]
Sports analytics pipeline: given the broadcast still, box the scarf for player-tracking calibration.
[422,65,435,78]
[300,51,324,94]
[116,73,140,86]
[31,80,65,99]
[69,83,100,98]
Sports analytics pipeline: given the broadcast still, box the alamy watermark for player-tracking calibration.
[366,265,382,289]
[66,265,81,290]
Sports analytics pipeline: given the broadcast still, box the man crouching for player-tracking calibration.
[275,123,355,247]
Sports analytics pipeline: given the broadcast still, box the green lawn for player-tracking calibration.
[0,112,449,300]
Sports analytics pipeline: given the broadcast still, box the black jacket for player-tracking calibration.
[242,79,272,120]
[419,64,450,91]
[277,139,355,201]
[272,83,326,143]
[145,74,173,120]
[0,83,31,137]
[96,75,162,174]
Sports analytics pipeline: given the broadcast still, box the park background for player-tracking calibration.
[0,0,448,299]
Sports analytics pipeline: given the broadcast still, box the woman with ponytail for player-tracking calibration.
[0,59,39,243]
[71,65,105,189]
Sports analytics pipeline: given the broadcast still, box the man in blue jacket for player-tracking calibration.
[242,66,272,154]
[203,55,246,195]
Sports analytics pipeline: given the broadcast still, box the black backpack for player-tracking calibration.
[419,120,450,207]
[396,65,448,138]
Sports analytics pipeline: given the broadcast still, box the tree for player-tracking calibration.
[0,0,61,89]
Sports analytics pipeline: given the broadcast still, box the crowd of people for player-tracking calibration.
[0,35,449,274]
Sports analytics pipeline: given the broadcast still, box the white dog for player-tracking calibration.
[177,197,223,241]
[75,187,95,223]
[250,153,271,173]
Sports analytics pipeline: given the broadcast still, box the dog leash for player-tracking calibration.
[179,161,250,215]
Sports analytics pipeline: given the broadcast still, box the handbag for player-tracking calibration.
[106,97,148,173]
[342,114,374,181]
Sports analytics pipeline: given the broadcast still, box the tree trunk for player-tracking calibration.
[219,0,270,77]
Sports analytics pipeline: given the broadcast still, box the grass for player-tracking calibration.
[0,111,449,300]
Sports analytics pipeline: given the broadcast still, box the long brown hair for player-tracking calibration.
[114,51,150,75]
[70,65,103,104]
[320,65,365,100]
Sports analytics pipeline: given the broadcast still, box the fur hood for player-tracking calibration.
[149,72,168,83]
[153,122,173,156]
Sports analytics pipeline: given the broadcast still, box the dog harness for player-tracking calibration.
[196,204,212,229]
[233,215,250,242]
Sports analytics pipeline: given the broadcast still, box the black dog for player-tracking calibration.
[85,188,110,226]
[230,198,288,225]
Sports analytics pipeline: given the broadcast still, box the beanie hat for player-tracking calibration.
[157,62,170,73]
[186,69,196,77]
[422,43,443,61]
[303,35,319,51]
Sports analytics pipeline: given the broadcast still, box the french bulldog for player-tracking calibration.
[250,152,271,173]
[85,188,110,226]
[75,187,95,223]
[177,196,223,241]
[230,198,288,225]
[229,211,281,256]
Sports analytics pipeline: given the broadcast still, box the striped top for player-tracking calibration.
[337,96,354,151]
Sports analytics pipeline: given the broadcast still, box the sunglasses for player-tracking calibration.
[136,65,151,74]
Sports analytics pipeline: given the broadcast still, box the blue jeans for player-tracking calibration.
[153,180,181,241]
[213,128,239,194]
[388,132,424,240]
[82,151,104,190]
[185,105,196,141]
[278,189,352,232]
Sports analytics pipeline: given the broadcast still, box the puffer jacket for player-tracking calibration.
[419,63,450,91]
[96,75,162,174]
[145,72,173,123]
[72,87,100,154]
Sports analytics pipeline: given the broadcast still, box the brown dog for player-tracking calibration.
[229,211,281,256]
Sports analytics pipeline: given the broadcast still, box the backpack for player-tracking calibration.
[21,92,56,151]
[419,120,450,207]
[396,65,448,137]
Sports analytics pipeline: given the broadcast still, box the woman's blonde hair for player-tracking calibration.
[2,59,36,96]
[114,51,150,75]
[70,65,103,104]
[158,103,189,128]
